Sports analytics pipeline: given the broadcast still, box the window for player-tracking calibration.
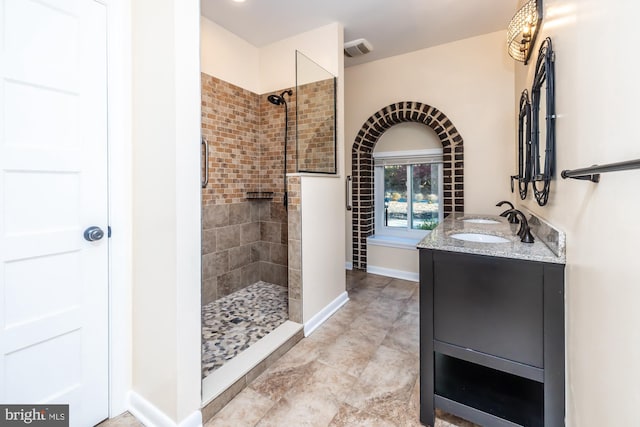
[374,149,443,238]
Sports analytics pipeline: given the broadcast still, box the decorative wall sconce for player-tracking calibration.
[507,0,542,64]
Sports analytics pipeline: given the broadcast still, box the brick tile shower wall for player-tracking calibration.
[201,73,292,304]
[286,176,302,323]
[260,90,297,206]
[351,101,464,270]
[297,79,335,173]
[201,74,260,205]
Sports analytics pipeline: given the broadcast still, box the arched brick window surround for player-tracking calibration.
[351,101,464,270]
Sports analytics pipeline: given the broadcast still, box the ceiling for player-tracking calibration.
[201,0,520,67]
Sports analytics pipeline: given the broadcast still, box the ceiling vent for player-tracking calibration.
[344,38,373,58]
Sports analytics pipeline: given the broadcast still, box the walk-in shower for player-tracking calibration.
[200,74,292,383]
[268,89,292,208]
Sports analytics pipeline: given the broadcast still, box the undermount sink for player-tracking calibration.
[450,233,510,243]
[463,218,500,224]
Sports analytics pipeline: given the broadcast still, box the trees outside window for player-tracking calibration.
[378,162,442,236]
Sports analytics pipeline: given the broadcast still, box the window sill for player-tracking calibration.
[367,235,424,250]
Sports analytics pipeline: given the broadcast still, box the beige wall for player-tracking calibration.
[513,0,640,424]
[367,245,419,279]
[345,31,516,264]
[301,175,346,323]
[375,122,442,153]
[200,17,340,97]
[200,16,260,93]
[131,0,201,423]
[260,23,342,95]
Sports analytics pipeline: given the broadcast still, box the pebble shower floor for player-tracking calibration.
[201,281,288,378]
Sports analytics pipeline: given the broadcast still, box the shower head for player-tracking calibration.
[267,94,283,105]
[267,90,292,106]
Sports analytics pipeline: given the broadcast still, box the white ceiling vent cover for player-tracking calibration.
[344,38,373,57]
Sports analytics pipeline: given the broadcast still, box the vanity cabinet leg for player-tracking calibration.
[544,264,566,426]
[419,249,435,426]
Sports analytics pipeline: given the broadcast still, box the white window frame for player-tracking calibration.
[373,149,444,239]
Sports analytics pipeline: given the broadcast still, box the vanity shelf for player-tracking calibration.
[435,353,543,427]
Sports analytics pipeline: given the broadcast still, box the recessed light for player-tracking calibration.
[232,0,246,3]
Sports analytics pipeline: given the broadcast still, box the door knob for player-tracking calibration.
[84,226,105,242]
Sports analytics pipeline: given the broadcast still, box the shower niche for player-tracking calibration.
[295,50,337,174]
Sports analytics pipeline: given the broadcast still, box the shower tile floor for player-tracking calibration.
[202,281,288,378]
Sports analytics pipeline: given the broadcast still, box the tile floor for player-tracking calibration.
[202,281,288,378]
[97,412,141,427]
[205,271,476,427]
[99,272,475,427]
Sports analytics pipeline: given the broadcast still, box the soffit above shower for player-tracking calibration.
[201,0,519,67]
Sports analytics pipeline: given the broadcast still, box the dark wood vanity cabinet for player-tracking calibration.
[419,249,565,427]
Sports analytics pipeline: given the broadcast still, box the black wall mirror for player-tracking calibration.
[515,89,532,199]
[530,37,556,206]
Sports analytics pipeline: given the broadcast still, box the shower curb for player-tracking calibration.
[201,323,304,423]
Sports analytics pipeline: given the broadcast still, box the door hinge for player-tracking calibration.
[108,226,112,238]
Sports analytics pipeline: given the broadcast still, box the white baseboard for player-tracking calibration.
[366,235,420,250]
[178,412,202,427]
[303,291,349,337]
[129,391,202,427]
[366,265,419,282]
[345,261,353,270]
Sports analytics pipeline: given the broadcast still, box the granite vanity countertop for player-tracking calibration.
[417,213,566,264]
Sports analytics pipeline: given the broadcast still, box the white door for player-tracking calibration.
[0,0,109,426]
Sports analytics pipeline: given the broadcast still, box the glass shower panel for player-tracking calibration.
[295,51,337,174]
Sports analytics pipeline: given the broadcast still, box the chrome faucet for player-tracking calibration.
[505,209,535,243]
[496,201,519,224]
